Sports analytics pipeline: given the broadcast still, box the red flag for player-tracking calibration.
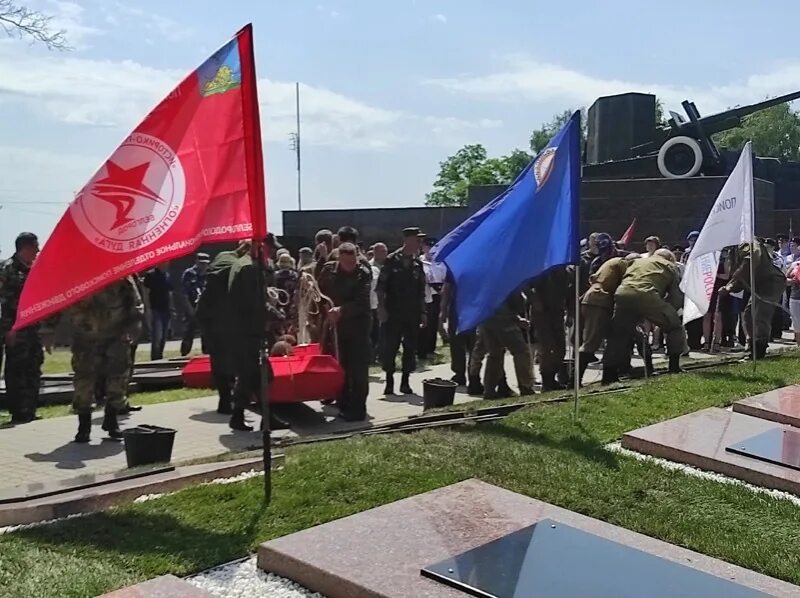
[14,25,266,330]
[619,218,636,247]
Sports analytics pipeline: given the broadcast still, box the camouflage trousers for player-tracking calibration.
[72,335,131,414]
[4,330,43,419]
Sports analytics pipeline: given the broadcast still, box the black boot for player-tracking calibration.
[101,408,123,440]
[384,374,395,396]
[466,376,484,396]
[216,387,233,415]
[496,379,517,398]
[518,386,536,396]
[229,408,253,432]
[541,371,567,392]
[668,354,683,374]
[400,374,413,395]
[74,413,91,443]
[451,374,467,386]
[755,341,769,360]
[601,366,619,386]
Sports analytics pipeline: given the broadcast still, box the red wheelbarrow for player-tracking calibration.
[182,343,345,404]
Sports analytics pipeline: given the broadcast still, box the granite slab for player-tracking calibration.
[734,386,800,428]
[101,574,212,597]
[622,407,800,495]
[257,479,798,598]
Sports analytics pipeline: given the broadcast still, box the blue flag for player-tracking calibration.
[431,111,581,333]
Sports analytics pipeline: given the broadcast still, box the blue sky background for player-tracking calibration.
[1,0,799,252]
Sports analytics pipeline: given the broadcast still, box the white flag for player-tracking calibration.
[680,142,754,323]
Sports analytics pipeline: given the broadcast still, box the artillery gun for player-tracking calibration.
[636,90,800,179]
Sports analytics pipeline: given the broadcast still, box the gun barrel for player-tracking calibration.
[698,90,800,135]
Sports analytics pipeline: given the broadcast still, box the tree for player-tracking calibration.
[714,103,800,162]
[425,144,532,207]
[0,0,68,49]
[529,109,587,154]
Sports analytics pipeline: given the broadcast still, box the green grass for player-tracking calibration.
[2,356,800,596]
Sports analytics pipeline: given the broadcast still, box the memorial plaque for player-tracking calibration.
[726,428,800,471]
[422,519,770,598]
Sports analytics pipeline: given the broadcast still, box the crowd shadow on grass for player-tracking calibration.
[463,421,620,470]
[16,507,263,570]
[694,370,788,388]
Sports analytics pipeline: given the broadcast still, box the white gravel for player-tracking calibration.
[606,441,800,507]
[186,556,324,598]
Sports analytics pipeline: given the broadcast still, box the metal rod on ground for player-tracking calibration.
[573,263,581,418]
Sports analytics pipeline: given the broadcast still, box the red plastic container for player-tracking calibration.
[181,343,345,404]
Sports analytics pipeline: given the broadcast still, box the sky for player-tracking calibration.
[1,0,800,253]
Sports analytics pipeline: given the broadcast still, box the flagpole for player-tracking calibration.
[573,263,580,418]
[748,142,757,372]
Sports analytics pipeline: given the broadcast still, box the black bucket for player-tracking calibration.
[123,424,177,468]
[422,378,457,411]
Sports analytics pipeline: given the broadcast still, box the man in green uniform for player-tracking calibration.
[197,243,251,416]
[227,235,281,432]
[0,233,43,424]
[528,268,571,391]
[51,276,144,442]
[603,249,686,384]
[577,254,635,385]
[377,227,427,395]
[719,240,786,359]
[479,290,535,398]
[317,242,372,421]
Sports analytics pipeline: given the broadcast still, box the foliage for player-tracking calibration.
[0,0,68,49]
[714,103,800,161]
[425,144,532,207]
[3,355,800,596]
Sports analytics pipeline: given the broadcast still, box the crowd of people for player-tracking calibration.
[0,223,796,441]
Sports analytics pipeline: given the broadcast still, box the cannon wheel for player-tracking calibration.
[657,136,703,178]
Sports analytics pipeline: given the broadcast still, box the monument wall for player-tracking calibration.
[282,176,776,250]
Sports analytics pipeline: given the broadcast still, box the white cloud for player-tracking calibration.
[44,0,102,48]
[0,41,498,149]
[427,55,800,115]
[101,2,193,42]
[433,13,447,24]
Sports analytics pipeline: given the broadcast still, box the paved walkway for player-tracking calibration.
[0,341,790,493]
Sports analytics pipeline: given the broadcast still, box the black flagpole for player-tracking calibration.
[257,241,272,503]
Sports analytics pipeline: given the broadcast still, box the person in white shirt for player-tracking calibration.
[369,242,388,362]
[418,237,448,359]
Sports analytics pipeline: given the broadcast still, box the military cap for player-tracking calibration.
[196,252,211,263]
[299,246,313,255]
[402,227,421,237]
[687,230,700,240]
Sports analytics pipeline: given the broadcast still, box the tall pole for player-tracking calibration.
[749,143,757,372]
[295,81,302,211]
[573,263,581,418]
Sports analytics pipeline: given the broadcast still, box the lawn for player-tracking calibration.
[41,347,186,375]
[1,355,800,597]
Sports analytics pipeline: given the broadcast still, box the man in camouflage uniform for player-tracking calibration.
[0,233,43,424]
[317,242,372,421]
[53,276,144,442]
[603,249,686,384]
[528,268,571,391]
[377,227,427,395]
[479,290,535,399]
[719,240,786,359]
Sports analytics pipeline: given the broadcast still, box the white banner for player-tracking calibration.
[680,142,753,323]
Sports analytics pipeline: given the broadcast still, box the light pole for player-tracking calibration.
[288,82,302,210]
